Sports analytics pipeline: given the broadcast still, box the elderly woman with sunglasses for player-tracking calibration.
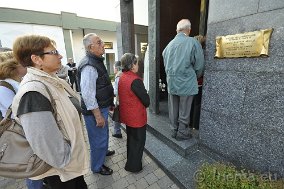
[12,35,89,189]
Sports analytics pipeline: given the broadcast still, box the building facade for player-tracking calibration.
[0,7,147,73]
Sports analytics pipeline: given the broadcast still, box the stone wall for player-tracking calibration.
[199,0,284,176]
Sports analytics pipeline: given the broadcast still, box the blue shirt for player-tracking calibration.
[80,65,99,110]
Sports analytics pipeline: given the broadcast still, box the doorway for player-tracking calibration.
[158,0,209,129]
[105,53,115,74]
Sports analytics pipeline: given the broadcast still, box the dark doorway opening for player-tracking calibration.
[159,0,209,130]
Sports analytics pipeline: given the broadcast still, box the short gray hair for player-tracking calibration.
[121,53,138,72]
[176,19,191,32]
[83,33,97,51]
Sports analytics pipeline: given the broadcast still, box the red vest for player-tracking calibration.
[118,71,147,128]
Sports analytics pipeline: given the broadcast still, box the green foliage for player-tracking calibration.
[196,163,284,189]
[109,74,115,82]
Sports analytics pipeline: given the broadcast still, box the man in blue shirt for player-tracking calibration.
[162,19,204,141]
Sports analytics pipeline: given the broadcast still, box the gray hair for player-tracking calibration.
[121,53,138,72]
[114,61,122,71]
[176,19,191,32]
[83,33,97,51]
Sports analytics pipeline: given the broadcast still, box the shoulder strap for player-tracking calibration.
[27,80,69,141]
[0,80,70,141]
[1,80,56,122]
[0,81,16,94]
[35,81,55,108]
[29,80,57,116]
[1,108,12,121]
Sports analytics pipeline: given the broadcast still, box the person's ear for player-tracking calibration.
[31,54,42,67]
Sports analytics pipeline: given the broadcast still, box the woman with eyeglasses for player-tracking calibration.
[12,35,89,189]
[118,53,150,173]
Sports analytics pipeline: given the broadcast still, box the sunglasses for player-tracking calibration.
[40,49,60,56]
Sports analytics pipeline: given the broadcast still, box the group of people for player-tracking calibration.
[77,33,150,175]
[56,57,79,92]
[0,33,150,188]
[0,18,204,189]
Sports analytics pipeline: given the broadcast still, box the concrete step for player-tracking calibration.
[147,111,199,157]
[145,107,228,189]
[144,130,217,189]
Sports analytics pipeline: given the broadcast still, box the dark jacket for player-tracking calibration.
[78,53,114,115]
[67,62,77,78]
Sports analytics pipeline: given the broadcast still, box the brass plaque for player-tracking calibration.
[215,29,273,58]
[104,42,113,49]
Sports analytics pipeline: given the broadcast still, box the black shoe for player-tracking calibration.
[106,150,115,156]
[171,130,177,138]
[175,133,192,141]
[112,133,122,138]
[125,167,143,173]
[95,165,113,175]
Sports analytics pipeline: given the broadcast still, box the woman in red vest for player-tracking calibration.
[118,53,150,173]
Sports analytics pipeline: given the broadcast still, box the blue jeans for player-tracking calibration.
[84,107,109,172]
[26,179,43,189]
[113,121,121,134]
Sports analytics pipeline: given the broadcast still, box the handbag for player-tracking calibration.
[112,105,120,122]
[0,81,64,179]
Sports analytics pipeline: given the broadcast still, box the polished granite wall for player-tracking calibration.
[199,0,284,176]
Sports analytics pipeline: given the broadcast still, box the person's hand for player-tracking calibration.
[95,114,105,128]
[92,108,105,127]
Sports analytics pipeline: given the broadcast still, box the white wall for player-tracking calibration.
[0,22,118,66]
[0,22,68,64]
[134,0,148,26]
[71,29,85,64]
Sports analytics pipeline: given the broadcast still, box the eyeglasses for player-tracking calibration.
[90,40,104,47]
[40,50,60,56]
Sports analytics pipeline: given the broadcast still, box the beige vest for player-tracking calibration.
[12,67,89,182]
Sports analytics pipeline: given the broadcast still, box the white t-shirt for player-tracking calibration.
[0,79,19,117]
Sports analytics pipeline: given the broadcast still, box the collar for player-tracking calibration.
[23,67,78,97]
[124,71,139,77]
[24,67,63,88]
[86,52,105,62]
[176,32,188,37]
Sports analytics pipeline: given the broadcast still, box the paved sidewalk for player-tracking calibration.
[0,122,180,189]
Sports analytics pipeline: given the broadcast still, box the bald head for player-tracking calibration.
[176,19,191,36]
